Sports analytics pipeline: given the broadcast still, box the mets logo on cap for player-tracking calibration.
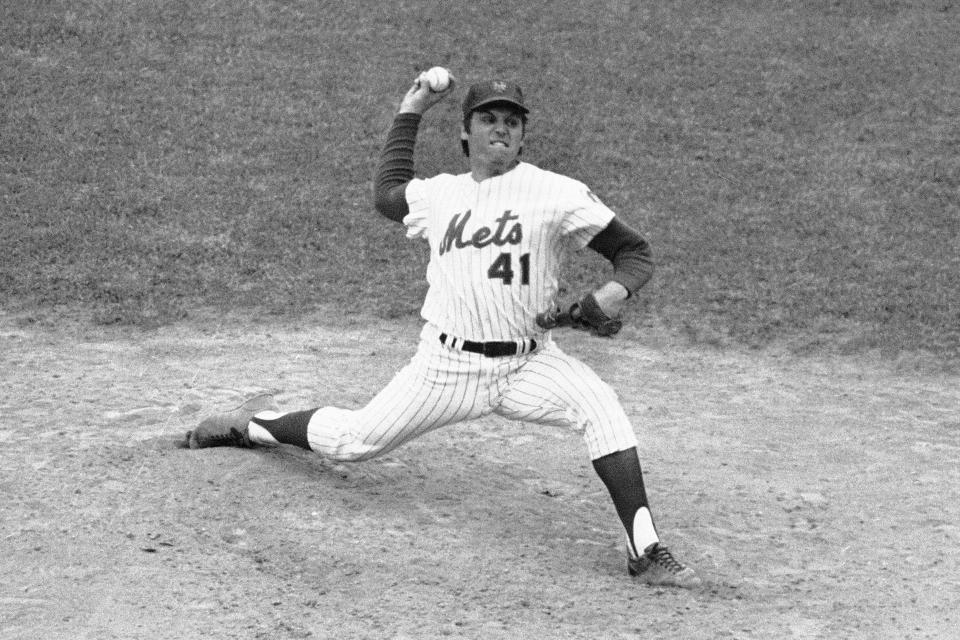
[462,79,530,117]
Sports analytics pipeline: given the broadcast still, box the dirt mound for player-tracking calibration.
[2,315,956,639]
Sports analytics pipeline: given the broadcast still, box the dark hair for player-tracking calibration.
[461,104,528,157]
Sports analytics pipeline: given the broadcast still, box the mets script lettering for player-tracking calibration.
[438,210,523,255]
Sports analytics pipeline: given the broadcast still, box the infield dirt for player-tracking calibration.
[1,312,957,639]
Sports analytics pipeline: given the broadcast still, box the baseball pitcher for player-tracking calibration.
[186,68,701,588]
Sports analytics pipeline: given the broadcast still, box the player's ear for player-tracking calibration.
[459,124,470,156]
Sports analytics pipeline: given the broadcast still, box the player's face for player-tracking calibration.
[461,106,525,175]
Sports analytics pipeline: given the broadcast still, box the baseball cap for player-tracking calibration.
[462,80,529,118]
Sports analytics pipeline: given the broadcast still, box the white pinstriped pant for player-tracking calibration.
[306,324,638,461]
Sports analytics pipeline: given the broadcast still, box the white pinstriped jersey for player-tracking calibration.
[404,162,616,340]
[298,159,638,466]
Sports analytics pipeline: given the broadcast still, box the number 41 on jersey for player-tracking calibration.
[488,252,530,286]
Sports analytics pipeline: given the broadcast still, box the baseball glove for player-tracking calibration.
[536,292,623,337]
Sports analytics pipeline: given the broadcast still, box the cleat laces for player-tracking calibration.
[208,428,242,445]
[191,427,245,448]
[647,544,685,574]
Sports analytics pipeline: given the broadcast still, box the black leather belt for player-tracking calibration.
[439,333,538,358]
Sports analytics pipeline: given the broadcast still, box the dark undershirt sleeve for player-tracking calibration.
[372,112,422,223]
[587,218,655,295]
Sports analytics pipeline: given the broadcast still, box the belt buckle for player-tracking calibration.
[482,341,500,357]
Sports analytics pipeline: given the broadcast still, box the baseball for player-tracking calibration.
[420,66,451,92]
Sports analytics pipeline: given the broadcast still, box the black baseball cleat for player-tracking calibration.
[628,542,702,588]
[185,393,278,449]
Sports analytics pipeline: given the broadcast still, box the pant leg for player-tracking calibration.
[306,326,495,461]
[493,341,638,460]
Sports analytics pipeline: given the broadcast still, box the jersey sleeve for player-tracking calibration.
[373,113,421,222]
[560,180,617,249]
[401,177,431,240]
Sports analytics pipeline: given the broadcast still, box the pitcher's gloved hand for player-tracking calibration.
[536,293,623,337]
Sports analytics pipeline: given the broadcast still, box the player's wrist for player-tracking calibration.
[591,281,629,316]
[398,100,428,115]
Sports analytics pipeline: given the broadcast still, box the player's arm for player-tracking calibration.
[536,218,652,335]
[373,113,420,222]
[373,72,456,223]
[587,217,654,316]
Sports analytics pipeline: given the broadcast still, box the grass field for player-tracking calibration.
[2,0,958,359]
